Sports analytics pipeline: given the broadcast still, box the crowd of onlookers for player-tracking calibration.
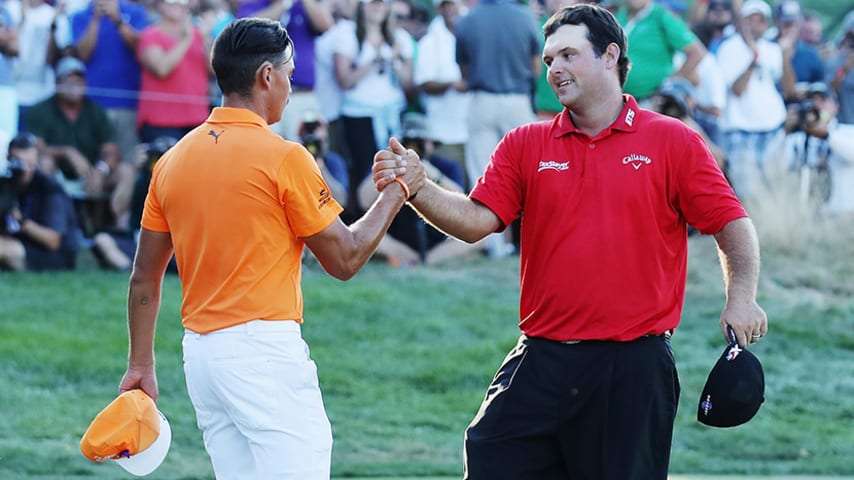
[0,0,852,272]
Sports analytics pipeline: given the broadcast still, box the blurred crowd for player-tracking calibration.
[0,0,852,272]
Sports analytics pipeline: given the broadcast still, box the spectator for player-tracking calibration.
[616,0,707,104]
[454,0,541,258]
[0,1,18,141]
[71,0,149,165]
[92,135,177,270]
[388,0,420,111]
[717,0,788,200]
[237,0,335,141]
[691,0,737,55]
[298,111,350,207]
[313,9,354,161]
[828,11,854,124]
[413,0,470,185]
[799,9,833,62]
[772,82,852,213]
[333,0,414,212]
[372,5,766,477]
[651,77,727,169]
[15,0,60,133]
[773,0,823,86]
[0,132,79,271]
[136,0,211,143]
[26,56,135,232]
[357,112,484,265]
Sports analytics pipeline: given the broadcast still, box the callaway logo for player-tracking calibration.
[537,160,570,172]
[726,344,742,361]
[208,129,225,144]
[622,153,652,170]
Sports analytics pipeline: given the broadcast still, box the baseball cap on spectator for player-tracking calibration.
[80,390,172,476]
[773,0,802,24]
[697,326,765,428]
[433,0,460,7]
[55,56,87,78]
[656,77,694,117]
[740,0,771,19]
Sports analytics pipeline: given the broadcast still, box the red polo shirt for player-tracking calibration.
[470,96,746,342]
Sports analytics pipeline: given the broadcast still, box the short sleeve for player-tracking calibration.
[279,145,344,238]
[141,160,169,232]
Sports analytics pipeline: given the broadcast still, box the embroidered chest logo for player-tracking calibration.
[537,160,570,172]
[622,153,652,170]
[208,129,225,144]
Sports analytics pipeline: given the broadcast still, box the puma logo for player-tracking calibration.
[208,129,224,144]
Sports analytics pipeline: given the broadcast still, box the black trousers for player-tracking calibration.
[464,334,680,480]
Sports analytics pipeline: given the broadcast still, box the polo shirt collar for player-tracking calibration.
[206,107,270,128]
[553,94,640,138]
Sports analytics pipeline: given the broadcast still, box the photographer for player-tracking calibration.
[356,112,485,266]
[775,82,854,213]
[0,133,79,271]
[793,85,854,215]
[92,136,178,270]
[298,112,349,209]
[650,77,727,170]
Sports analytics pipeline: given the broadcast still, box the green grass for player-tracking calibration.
[1,215,853,478]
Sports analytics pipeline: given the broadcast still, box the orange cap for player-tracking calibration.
[80,390,162,463]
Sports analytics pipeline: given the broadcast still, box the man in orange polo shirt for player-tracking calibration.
[117,18,422,479]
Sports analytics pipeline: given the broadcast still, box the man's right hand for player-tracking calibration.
[119,363,159,401]
[372,137,425,198]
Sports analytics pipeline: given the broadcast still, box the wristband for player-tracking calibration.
[392,177,410,201]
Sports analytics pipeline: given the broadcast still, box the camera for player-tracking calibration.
[793,99,820,132]
[301,133,322,157]
[141,136,178,172]
[0,157,26,235]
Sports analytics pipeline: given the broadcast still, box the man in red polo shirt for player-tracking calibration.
[374,3,767,479]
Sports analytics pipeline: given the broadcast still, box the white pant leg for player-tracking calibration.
[183,320,333,480]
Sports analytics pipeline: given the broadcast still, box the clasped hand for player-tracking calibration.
[372,137,426,199]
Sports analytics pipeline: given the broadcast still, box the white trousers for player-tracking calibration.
[183,320,333,480]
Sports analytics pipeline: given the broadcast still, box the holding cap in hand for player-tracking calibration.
[80,389,172,476]
[697,326,766,428]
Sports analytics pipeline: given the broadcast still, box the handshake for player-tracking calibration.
[371,137,426,202]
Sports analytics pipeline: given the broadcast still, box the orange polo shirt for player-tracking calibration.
[141,107,343,333]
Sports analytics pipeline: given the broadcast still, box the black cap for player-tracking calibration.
[697,326,765,428]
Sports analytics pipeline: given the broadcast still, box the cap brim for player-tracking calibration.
[115,411,171,476]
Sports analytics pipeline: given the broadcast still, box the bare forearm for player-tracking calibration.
[19,220,62,250]
[76,19,100,60]
[408,181,498,243]
[714,217,760,304]
[303,0,334,32]
[142,38,192,78]
[126,277,162,367]
[308,184,408,280]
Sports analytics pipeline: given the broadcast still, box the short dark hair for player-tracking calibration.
[211,18,294,98]
[543,4,631,87]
